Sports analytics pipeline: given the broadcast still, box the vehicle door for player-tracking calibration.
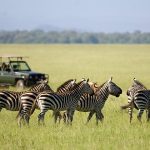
[0,63,16,85]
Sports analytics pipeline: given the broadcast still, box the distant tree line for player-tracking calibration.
[0,30,150,44]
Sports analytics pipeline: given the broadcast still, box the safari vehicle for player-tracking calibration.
[0,55,49,89]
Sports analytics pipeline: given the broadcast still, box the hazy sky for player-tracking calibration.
[0,0,150,32]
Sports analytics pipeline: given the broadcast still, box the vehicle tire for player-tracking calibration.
[16,80,24,90]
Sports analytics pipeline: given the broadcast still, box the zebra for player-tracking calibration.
[55,81,99,123]
[63,77,122,125]
[120,78,147,123]
[18,79,76,126]
[133,90,150,122]
[0,80,51,112]
[37,79,94,125]
[52,79,76,123]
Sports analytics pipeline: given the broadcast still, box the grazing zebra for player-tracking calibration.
[37,79,94,125]
[121,78,147,123]
[63,77,122,125]
[0,80,51,112]
[18,79,76,126]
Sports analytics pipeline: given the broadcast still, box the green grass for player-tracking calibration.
[0,44,150,150]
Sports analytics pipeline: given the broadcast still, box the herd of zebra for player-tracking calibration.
[0,77,149,127]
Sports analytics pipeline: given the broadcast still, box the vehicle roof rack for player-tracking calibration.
[0,55,29,61]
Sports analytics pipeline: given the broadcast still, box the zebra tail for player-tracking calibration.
[120,97,135,109]
[120,104,131,109]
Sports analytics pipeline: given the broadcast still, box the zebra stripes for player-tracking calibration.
[121,78,147,123]
[53,79,76,123]
[0,80,51,112]
[0,91,19,111]
[3,77,150,126]
[37,79,94,125]
[17,79,76,126]
[133,90,150,122]
[63,77,122,125]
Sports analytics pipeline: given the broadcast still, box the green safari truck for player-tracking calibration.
[0,55,49,89]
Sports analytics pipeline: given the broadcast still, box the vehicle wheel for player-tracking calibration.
[16,80,24,90]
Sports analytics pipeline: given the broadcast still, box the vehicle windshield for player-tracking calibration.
[10,61,31,71]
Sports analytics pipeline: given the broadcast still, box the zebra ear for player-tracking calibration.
[72,79,76,84]
[133,78,136,81]
[44,80,48,84]
[87,78,89,82]
[82,78,85,81]
[108,77,112,82]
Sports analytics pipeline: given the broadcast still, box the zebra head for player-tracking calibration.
[107,77,122,97]
[126,78,147,96]
[29,80,53,92]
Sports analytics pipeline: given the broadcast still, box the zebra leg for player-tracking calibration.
[24,113,30,126]
[100,112,104,121]
[65,109,70,124]
[146,100,150,121]
[57,111,62,123]
[147,109,150,122]
[137,109,144,123]
[22,107,30,126]
[66,108,74,125]
[86,110,95,124]
[69,110,75,125]
[17,112,24,128]
[52,111,57,123]
[128,103,134,123]
[53,111,62,124]
[63,112,68,124]
[70,110,75,122]
[38,111,46,125]
[95,111,103,125]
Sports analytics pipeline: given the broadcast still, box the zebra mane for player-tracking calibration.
[29,82,42,90]
[94,81,107,95]
[133,79,147,89]
[57,79,74,92]
[69,80,83,91]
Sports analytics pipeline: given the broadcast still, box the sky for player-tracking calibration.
[0,0,150,32]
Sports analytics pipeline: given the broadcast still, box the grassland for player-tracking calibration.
[0,44,150,150]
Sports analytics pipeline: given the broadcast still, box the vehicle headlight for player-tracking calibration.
[21,75,28,79]
[21,75,25,79]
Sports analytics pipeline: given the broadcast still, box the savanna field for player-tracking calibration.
[0,44,150,150]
